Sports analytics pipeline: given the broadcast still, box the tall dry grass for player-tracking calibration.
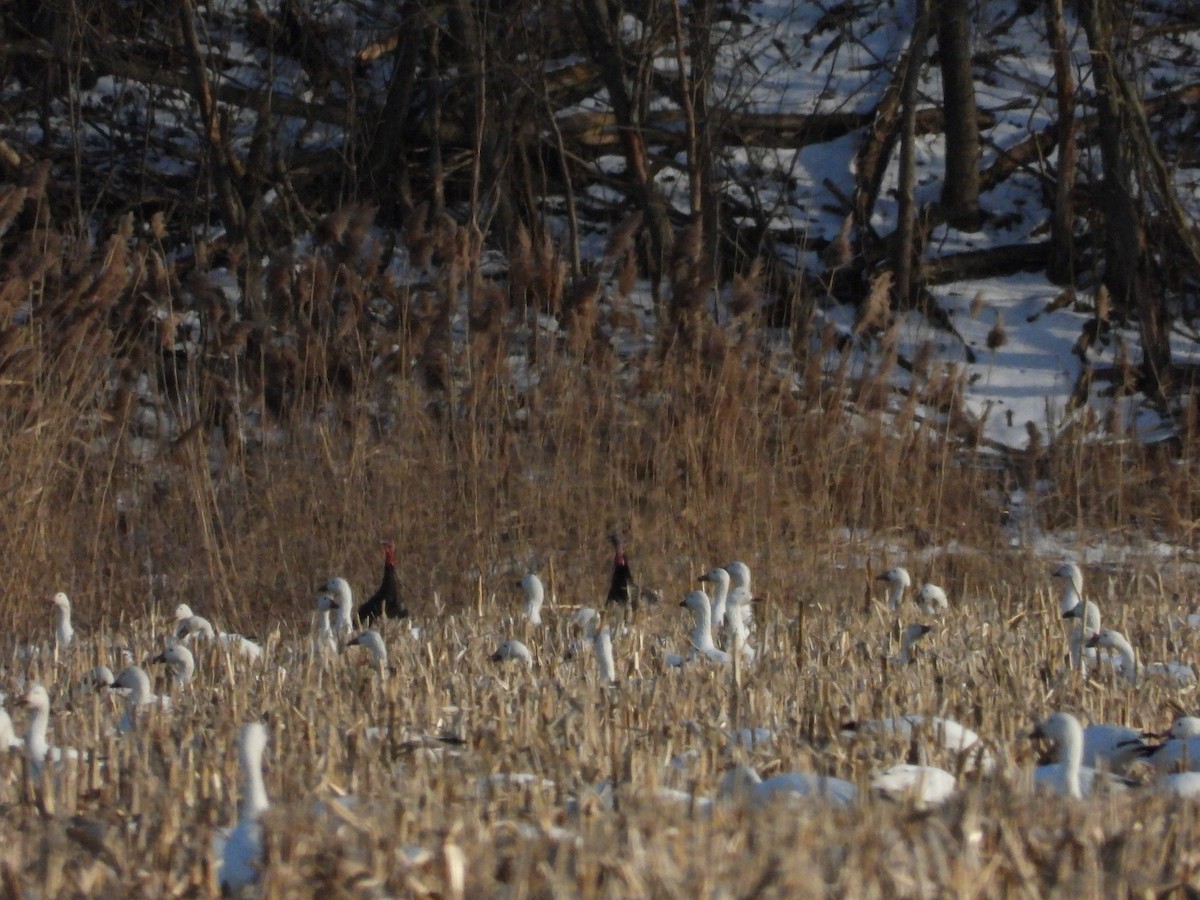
[0,182,1200,894]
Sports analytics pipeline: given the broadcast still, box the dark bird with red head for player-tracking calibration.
[606,533,634,608]
[357,541,408,624]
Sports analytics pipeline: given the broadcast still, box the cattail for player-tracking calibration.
[968,291,985,317]
[986,311,1007,351]
[730,258,763,319]
[854,269,893,336]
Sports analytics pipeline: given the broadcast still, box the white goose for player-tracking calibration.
[917,583,949,615]
[152,642,196,686]
[18,684,80,776]
[319,578,355,636]
[1079,721,1152,774]
[877,567,911,611]
[719,763,857,808]
[1063,599,1102,676]
[314,594,338,658]
[112,665,159,733]
[890,623,933,666]
[217,722,269,894]
[0,703,23,751]
[1086,629,1197,688]
[1143,717,1200,773]
[1053,563,1103,674]
[348,630,388,672]
[52,592,74,652]
[842,715,994,773]
[594,626,616,684]
[697,567,731,633]
[1031,712,1131,798]
[491,639,533,666]
[519,574,545,627]
[669,591,729,665]
[724,562,755,632]
[870,763,956,806]
[175,604,263,662]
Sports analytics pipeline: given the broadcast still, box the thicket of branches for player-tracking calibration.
[2,0,1200,423]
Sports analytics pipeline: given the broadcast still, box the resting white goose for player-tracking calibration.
[842,715,994,772]
[1079,722,1152,774]
[491,639,533,666]
[594,626,616,683]
[1031,712,1131,798]
[870,763,956,806]
[152,642,196,686]
[890,623,933,666]
[667,591,729,666]
[319,578,355,636]
[1156,771,1200,798]
[18,684,80,776]
[519,574,545,627]
[1086,629,1197,688]
[719,763,856,808]
[877,567,911,611]
[698,567,731,634]
[175,604,263,662]
[217,722,269,894]
[1143,717,1200,773]
[52,592,74,652]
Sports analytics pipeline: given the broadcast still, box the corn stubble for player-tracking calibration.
[0,193,1199,894]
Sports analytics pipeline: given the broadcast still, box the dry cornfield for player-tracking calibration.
[4,179,1200,897]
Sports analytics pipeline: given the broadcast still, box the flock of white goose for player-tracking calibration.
[10,555,1200,892]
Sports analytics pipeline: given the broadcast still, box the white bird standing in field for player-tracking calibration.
[724,562,755,631]
[348,629,388,673]
[314,593,338,658]
[152,642,196,686]
[52,592,74,653]
[18,684,79,776]
[917,583,949,615]
[670,591,729,665]
[877,567,911,611]
[890,623,933,666]
[698,567,731,634]
[217,722,269,894]
[320,577,355,636]
[1086,629,1197,688]
[519,573,545,626]
[594,626,616,683]
[112,665,158,733]
[1031,712,1131,798]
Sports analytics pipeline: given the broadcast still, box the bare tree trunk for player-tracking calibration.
[177,0,265,313]
[894,0,930,309]
[1078,0,1168,394]
[933,0,981,230]
[574,0,674,295]
[1044,0,1077,285]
